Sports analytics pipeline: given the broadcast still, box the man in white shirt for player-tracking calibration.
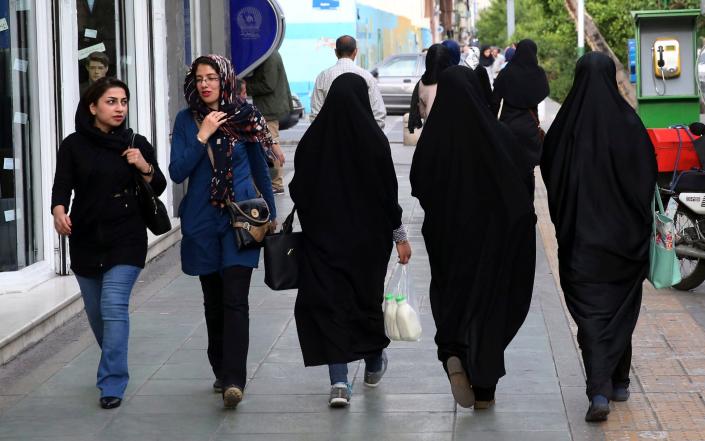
[310,35,386,128]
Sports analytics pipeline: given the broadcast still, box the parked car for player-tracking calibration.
[279,93,304,130]
[370,53,426,114]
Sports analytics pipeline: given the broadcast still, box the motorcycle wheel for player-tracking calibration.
[673,207,705,291]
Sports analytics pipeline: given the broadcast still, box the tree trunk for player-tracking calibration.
[564,0,638,108]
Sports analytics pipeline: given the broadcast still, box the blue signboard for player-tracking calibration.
[230,0,285,77]
[628,38,637,84]
[0,0,9,49]
[313,0,339,9]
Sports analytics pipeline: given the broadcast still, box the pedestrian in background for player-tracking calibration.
[291,73,412,408]
[410,65,536,410]
[490,47,505,79]
[51,77,166,409]
[310,35,386,128]
[491,39,549,199]
[169,54,277,409]
[541,52,657,422]
[441,39,461,65]
[247,50,291,195]
[408,43,454,133]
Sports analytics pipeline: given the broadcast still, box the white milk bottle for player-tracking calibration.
[395,295,422,341]
[384,293,400,340]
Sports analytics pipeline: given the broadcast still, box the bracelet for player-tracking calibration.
[140,163,154,176]
[196,134,207,145]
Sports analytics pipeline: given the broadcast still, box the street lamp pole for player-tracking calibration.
[577,0,585,57]
[507,0,515,42]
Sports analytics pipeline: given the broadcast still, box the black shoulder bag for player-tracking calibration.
[131,134,172,235]
[263,206,301,290]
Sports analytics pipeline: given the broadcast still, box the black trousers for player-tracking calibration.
[584,342,632,399]
[199,266,253,389]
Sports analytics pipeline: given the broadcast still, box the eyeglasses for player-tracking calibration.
[195,76,220,85]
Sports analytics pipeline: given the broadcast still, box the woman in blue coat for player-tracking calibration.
[169,54,276,409]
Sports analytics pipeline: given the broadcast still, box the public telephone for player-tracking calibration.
[653,38,681,78]
[652,37,681,96]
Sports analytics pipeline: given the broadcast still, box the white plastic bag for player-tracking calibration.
[383,264,422,341]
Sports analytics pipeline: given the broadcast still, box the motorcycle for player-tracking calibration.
[660,122,705,290]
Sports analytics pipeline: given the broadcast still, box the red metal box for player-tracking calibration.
[649,128,701,172]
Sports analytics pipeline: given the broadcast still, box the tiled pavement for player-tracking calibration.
[4,113,705,440]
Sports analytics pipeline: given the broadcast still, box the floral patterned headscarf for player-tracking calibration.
[184,54,274,203]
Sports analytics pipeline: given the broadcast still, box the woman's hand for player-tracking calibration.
[122,147,150,174]
[272,143,285,166]
[396,240,412,264]
[197,111,228,143]
[52,205,72,235]
[269,219,278,234]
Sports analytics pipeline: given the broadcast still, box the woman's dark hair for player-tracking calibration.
[191,56,221,75]
[82,77,130,109]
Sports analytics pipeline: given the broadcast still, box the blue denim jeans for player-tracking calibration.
[328,351,384,385]
[75,265,141,398]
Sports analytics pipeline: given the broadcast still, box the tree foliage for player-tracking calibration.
[477,0,702,102]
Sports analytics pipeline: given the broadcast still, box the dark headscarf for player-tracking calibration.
[410,66,535,387]
[183,54,273,203]
[441,40,461,65]
[421,44,454,86]
[474,65,493,109]
[504,47,516,63]
[75,95,132,152]
[540,52,656,399]
[290,73,402,366]
[492,39,549,108]
[479,44,494,67]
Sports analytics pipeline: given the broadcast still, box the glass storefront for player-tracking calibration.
[0,0,43,272]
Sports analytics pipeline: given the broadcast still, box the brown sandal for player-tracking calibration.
[446,356,475,408]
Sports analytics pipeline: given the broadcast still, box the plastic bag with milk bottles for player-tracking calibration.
[383,263,422,341]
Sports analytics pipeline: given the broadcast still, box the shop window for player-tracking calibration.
[0,0,43,271]
[76,0,138,124]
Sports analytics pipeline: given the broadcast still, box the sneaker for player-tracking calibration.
[223,385,243,409]
[612,386,630,402]
[273,188,285,195]
[328,383,352,408]
[364,351,389,387]
[446,356,475,408]
[585,395,610,422]
[213,379,223,394]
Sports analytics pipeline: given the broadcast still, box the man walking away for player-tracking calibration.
[310,35,386,129]
[247,50,291,195]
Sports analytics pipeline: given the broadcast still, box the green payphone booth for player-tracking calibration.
[633,9,700,128]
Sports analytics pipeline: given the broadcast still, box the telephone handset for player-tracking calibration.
[653,38,681,79]
[652,37,681,96]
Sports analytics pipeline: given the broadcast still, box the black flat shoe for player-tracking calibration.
[611,386,630,402]
[213,378,223,394]
[100,396,122,409]
[585,395,610,422]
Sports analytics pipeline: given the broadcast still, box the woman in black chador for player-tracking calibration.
[541,52,656,422]
[410,65,536,410]
[491,39,549,196]
[290,73,412,408]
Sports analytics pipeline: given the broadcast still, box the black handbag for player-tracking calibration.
[134,173,172,235]
[225,197,271,250]
[130,133,171,235]
[264,207,301,290]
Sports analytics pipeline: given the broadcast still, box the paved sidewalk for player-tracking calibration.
[0,123,595,440]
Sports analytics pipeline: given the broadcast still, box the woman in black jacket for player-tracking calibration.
[51,77,166,409]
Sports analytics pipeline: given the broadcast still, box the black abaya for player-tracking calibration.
[290,73,402,366]
[540,52,657,398]
[491,39,549,167]
[410,66,536,388]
